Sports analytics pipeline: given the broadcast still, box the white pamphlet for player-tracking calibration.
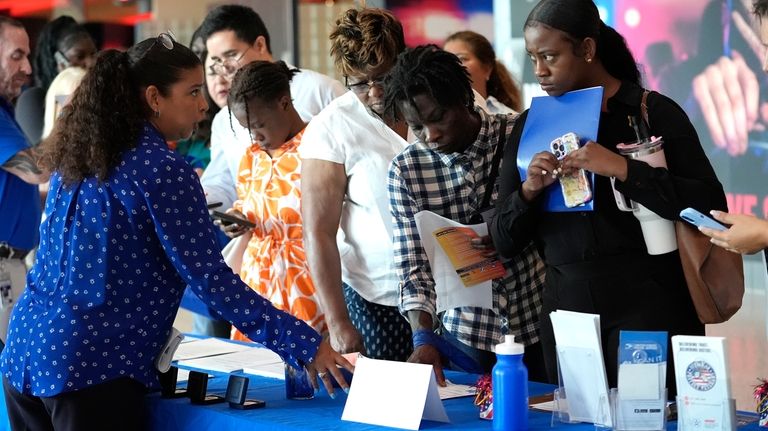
[413,210,493,313]
[177,346,282,373]
[671,335,734,431]
[550,310,612,427]
[172,338,253,361]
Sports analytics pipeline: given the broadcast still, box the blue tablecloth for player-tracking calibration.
[145,369,762,431]
[148,370,547,430]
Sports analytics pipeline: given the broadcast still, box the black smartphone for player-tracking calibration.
[207,202,223,210]
[211,210,256,228]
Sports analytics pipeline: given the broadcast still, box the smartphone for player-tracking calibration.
[211,210,256,228]
[679,208,727,231]
[551,133,592,208]
[206,202,223,210]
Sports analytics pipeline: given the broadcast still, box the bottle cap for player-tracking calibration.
[495,334,524,355]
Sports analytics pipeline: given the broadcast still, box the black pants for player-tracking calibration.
[538,255,704,398]
[3,376,147,431]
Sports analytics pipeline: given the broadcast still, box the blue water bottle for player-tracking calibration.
[492,335,528,431]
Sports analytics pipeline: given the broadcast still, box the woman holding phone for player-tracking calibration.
[215,61,327,340]
[489,0,727,396]
[0,36,350,430]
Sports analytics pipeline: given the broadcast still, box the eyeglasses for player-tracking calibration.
[209,47,252,79]
[153,31,176,51]
[345,75,386,95]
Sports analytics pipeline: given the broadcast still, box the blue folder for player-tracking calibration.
[517,86,603,212]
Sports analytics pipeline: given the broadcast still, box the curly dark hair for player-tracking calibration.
[525,0,641,85]
[445,31,522,111]
[33,16,93,92]
[227,60,298,138]
[41,37,201,184]
[383,45,474,120]
[329,8,405,78]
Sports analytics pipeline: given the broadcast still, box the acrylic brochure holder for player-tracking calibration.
[610,388,667,431]
[676,397,736,431]
[552,345,612,429]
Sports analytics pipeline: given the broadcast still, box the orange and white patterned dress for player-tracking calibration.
[231,129,326,340]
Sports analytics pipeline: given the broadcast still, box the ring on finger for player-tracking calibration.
[317,372,327,378]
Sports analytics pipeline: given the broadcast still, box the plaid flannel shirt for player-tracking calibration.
[389,109,545,352]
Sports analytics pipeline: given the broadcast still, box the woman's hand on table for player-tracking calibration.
[306,339,354,397]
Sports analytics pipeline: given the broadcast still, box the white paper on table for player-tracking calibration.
[177,347,283,373]
[172,338,253,361]
[242,362,287,380]
[617,363,662,400]
[550,310,612,427]
[414,210,493,313]
[438,380,476,400]
[530,400,556,412]
[341,356,449,430]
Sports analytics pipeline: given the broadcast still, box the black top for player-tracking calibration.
[490,81,727,267]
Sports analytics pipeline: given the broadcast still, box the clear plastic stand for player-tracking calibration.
[551,346,613,428]
[610,388,667,431]
[676,397,736,431]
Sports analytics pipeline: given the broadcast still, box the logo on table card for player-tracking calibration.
[685,360,716,391]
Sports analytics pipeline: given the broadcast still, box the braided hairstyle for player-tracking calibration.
[383,45,474,120]
[227,60,298,140]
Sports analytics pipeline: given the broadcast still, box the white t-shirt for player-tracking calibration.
[201,66,346,210]
[299,91,409,307]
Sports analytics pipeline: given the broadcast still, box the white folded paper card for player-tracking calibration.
[341,356,449,430]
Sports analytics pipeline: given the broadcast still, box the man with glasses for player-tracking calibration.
[198,4,345,213]
[0,17,49,343]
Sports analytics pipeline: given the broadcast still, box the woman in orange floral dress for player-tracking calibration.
[218,61,326,339]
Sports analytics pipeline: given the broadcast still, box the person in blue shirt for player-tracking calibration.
[0,17,49,346]
[0,34,351,431]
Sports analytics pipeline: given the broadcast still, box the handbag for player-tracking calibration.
[640,90,744,324]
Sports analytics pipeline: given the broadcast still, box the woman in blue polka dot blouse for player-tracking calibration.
[0,35,352,431]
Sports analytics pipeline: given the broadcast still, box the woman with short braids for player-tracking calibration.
[218,61,327,340]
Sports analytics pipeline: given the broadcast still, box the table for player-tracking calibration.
[146,369,761,431]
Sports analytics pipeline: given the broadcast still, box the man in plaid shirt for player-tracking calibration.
[384,46,546,385]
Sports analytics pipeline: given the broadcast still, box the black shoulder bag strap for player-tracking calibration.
[481,116,507,209]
